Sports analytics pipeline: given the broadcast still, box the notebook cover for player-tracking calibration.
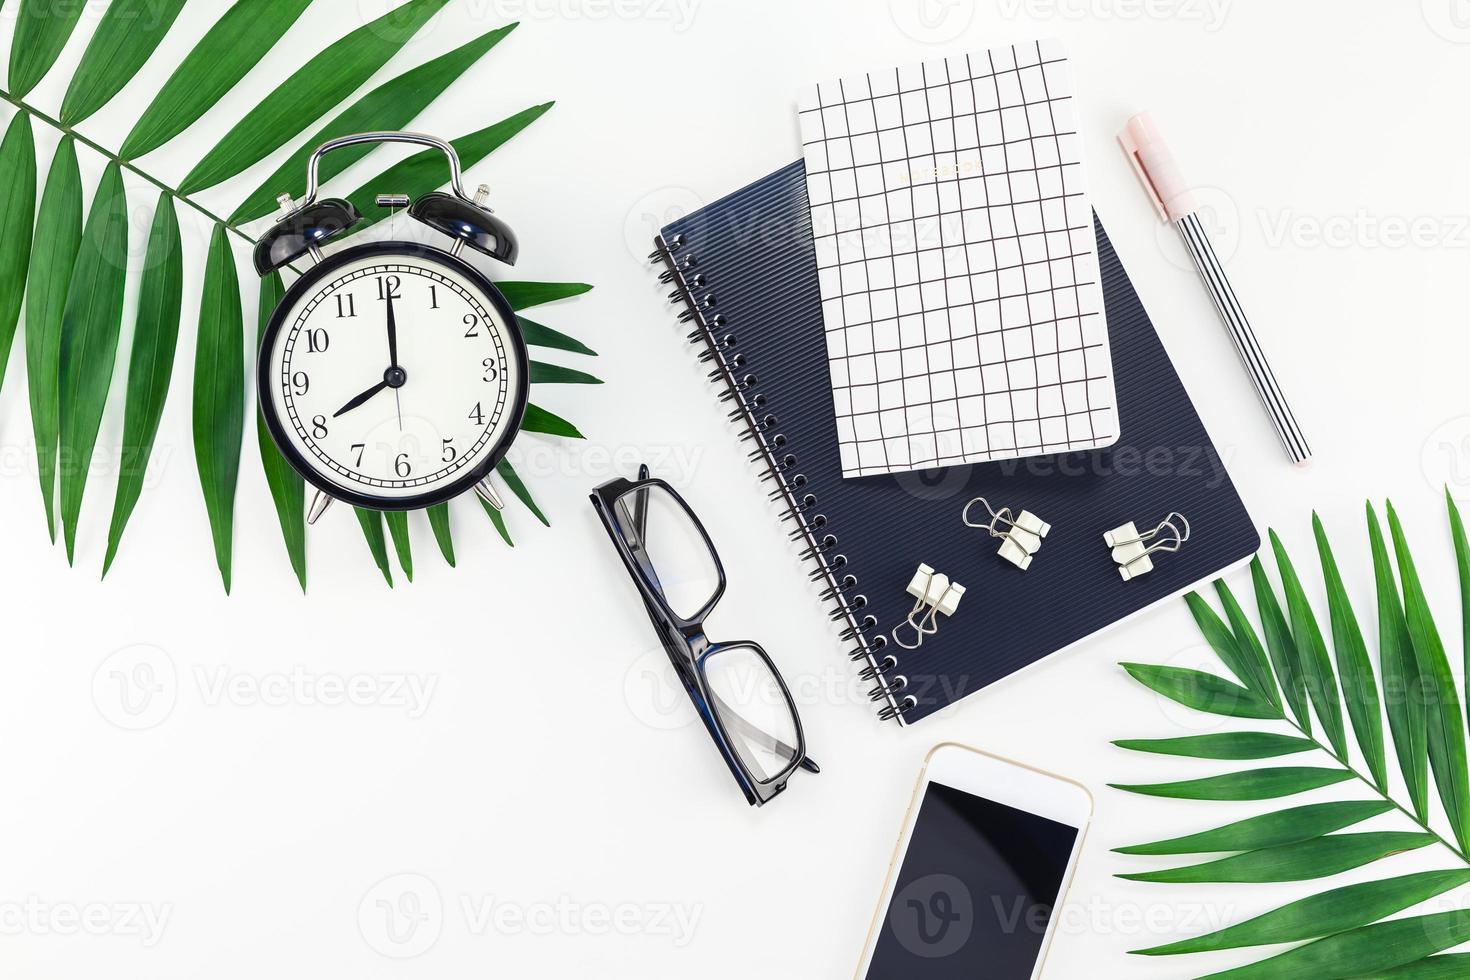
[660,160,1260,724]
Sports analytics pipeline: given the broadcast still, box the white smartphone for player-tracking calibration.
[853,743,1093,980]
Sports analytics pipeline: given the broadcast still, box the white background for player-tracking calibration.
[2,1,1469,977]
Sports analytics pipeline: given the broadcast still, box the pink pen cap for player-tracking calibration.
[1118,111,1199,223]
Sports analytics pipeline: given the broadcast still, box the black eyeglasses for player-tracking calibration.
[591,466,819,806]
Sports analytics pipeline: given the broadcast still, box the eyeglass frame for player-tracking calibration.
[590,466,819,806]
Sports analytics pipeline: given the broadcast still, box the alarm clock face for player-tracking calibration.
[259,242,528,509]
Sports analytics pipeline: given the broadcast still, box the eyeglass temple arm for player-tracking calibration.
[639,594,819,775]
[705,685,820,774]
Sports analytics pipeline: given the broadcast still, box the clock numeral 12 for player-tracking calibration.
[376,275,402,301]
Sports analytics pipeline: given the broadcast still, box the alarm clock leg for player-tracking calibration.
[307,489,335,525]
[474,478,504,511]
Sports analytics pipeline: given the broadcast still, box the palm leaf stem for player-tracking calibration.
[1204,692,1468,865]
[0,87,259,247]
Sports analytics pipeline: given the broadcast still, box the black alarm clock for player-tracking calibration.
[254,131,529,523]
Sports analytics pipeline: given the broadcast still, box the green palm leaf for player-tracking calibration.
[58,161,129,563]
[426,503,455,566]
[1115,800,1392,856]
[385,510,413,582]
[499,281,595,310]
[356,507,393,585]
[519,315,596,356]
[1368,954,1470,978]
[121,0,316,159]
[1370,502,1428,821]
[1198,910,1470,980]
[1271,529,1348,757]
[522,403,584,439]
[230,21,519,224]
[1252,555,1312,731]
[1135,870,1470,955]
[1109,767,1352,801]
[26,136,82,541]
[340,102,555,238]
[1116,832,1435,884]
[178,0,450,195]
[1215,578,1281,707]
[8,0,87,98]
[1386,501,1470,853]
[0,4,589,582]
[1186,590,1274,700]
[193,226,246,593]
[1119,663,1277,719]
[530,361,602,385]
[0,113,36,391]
[1118,508,1470,976]
[60,0,188,125]
[496,459,547,526]
[1449,492,1470,721]
[1112,731,1314,760]
[481,496,514,547]
[255,272,307,590]
[1314,512,1387,789]
[103,193,183,576]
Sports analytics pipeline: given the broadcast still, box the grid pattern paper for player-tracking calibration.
[797,40,1118,478]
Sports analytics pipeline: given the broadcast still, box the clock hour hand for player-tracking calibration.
[332,379,389,418]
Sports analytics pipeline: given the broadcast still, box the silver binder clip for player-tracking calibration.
[891,564,966,650]
[1104,512,1191,581]
[962,497,1051,571]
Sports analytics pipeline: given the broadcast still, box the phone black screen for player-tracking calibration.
[863,782,1079,979]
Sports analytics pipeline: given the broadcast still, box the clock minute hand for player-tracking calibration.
[332,379,389,418]
[385,290,399,368]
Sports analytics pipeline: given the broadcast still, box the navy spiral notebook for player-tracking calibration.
[653,161,1259,725]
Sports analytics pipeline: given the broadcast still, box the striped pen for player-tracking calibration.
[1119,111,1312,466]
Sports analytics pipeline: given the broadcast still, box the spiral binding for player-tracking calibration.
[650,233,916,725]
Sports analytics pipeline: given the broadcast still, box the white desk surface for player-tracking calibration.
[3,1,1469,976]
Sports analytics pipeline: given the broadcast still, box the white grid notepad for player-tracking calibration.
[797,40,1118,479]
